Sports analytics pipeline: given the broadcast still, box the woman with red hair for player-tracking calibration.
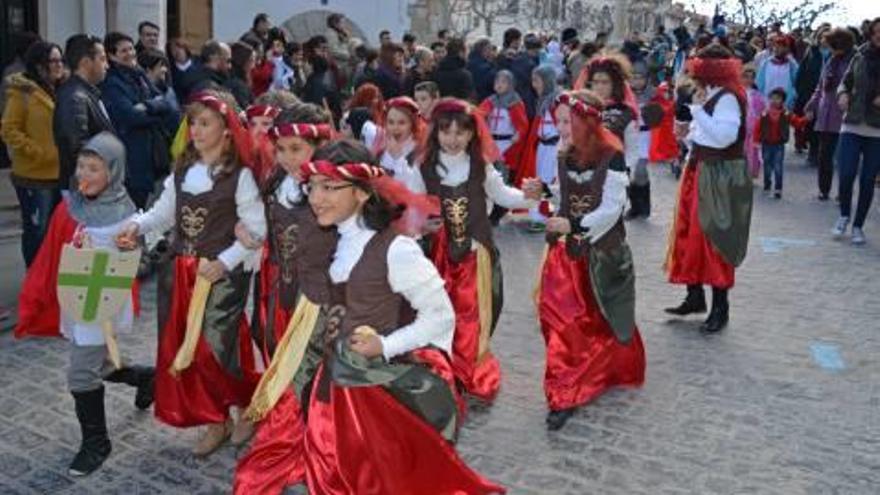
[377,96,425,192]
[346,82,385,149]
[537,90,646,431]
[664,43,753,334]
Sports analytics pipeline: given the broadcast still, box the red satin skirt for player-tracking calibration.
[539,243,646,411]
[256,256,294,363]
[666,165,735,289]
[430,230,502,403]
[303,351,506,495]
[154,256,259,427]
[233,389,307,495]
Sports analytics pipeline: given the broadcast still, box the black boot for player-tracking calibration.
[665,285,707,316]
[546,408,575,431]
[642,183,651,218]
[700,288,730,333]
[624,185,639,220]
[104,366,155,410]
[69,386,112,477]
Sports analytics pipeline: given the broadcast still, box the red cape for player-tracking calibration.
[648,91,679,162]
[513,113,543,187]
[15,202,77,339]
[15,201,141,340]
[478,98,530,174]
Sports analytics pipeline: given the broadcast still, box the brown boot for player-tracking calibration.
[229,417,255,446]
[192,421,231,457]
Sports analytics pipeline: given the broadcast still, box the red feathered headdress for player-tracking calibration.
[686,46,746,102]
[301,160,439,236]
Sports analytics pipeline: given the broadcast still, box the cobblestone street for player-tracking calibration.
[1,156,878,494]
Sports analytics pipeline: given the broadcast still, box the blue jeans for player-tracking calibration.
[837,132,880,228]
[14,185,60,267]
[762,143,785,191]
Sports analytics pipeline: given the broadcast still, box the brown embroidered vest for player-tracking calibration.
[172,167,241,259]
[266,187,337,308]
[324,229,416,345]
[548,151,626,257]
[422,163,495,263]
[692,89,746,161]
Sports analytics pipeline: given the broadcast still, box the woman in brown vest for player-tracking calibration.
[116,91,266,456]
[233,102,336,494]
[664,44,753,333]
[415,98,543,404]
[538,91,646,431]
[299,140,505,494]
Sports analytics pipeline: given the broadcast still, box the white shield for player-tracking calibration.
[57,245,141,324]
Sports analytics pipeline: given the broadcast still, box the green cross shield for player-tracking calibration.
[57,245,141,324]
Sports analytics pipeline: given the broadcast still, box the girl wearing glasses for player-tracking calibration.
[299,139,504,494]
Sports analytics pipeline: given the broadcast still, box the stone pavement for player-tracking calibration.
[1,154,879,494]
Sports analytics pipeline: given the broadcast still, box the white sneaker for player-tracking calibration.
[831,217,849,238]
[851,227,866,245]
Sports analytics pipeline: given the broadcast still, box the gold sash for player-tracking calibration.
[170,258,212,375]
[245,296,321,421]
[476,242,493,360]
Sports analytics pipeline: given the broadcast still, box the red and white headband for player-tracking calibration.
[300,160,386,182]
[245,104,280,120]
[386,96,420,116]
[269,123,333,141]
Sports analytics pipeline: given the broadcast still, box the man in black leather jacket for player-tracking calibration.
[53,34,114,191]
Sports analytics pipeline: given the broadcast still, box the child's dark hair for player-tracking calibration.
[263,102,335,196]
[414,81,439,97]
[769,87,787,101]
[419,101,487,190]
[277,102,332,127]
[311,140,400,231]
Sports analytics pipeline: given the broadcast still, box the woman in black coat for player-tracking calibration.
[433,38,475,101]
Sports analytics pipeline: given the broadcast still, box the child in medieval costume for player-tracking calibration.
[647,81,681,174]
[518,65,562,231]
[300,140,505,494]
[585,55,644,219]
[627,60,656,219]
[478,70,530,173]
[377,96,425,192]
[664,44,753,333]
[537,92,646,431]
[116,91,266,456]
[16,132,155,476]
[413,98,542,403]
[232,102,336,495]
